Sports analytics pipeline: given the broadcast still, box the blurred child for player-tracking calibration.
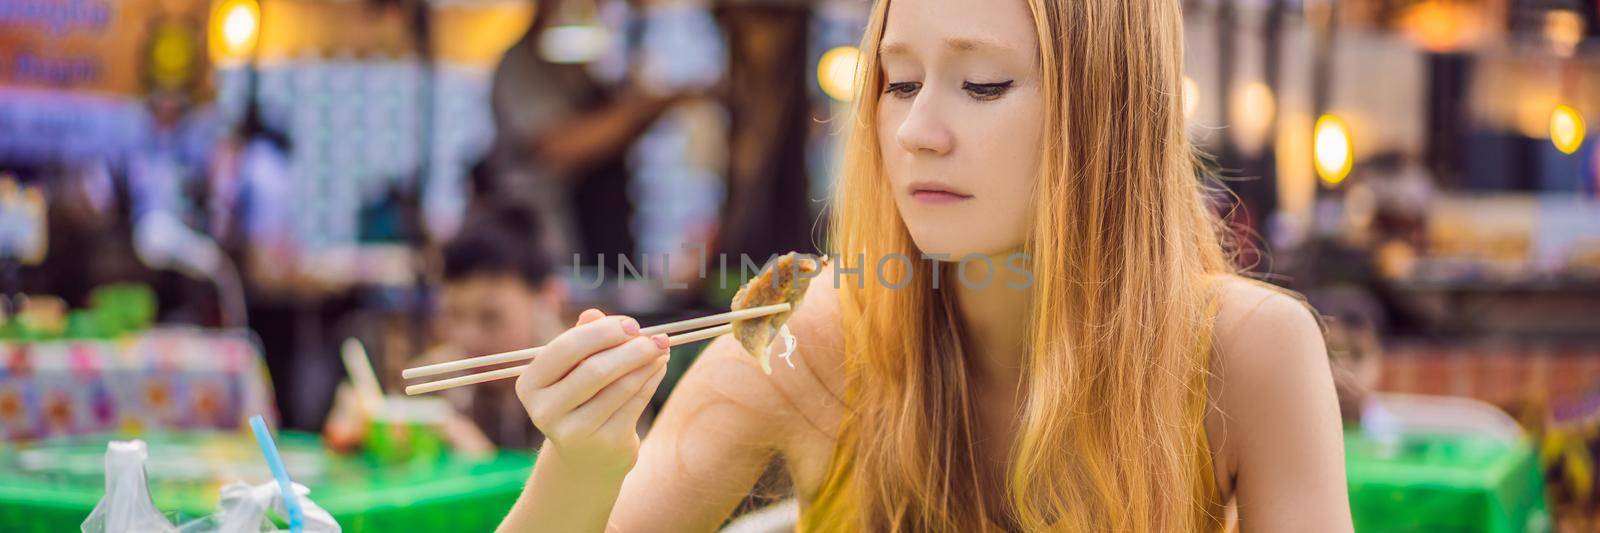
[324,205,567,451]
[1324,308,1385,424]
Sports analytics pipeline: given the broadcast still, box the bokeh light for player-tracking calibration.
[818,46,860,102]
[1231,81,1276,152]
[1314,114,1353,186]
[1182,76,1200,119]
[1551,104,1586,155]
[539,25,612,64]
[209,0,259,66]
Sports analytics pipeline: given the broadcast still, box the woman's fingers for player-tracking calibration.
[575,308,606,326]
[535,335,669,418]
[557,354,669,437]
[520,315,642,391]
[596,361,670,436]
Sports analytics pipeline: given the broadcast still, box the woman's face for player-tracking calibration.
[877,0,1044,258]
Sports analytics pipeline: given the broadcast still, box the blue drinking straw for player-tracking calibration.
[249,415,304,533]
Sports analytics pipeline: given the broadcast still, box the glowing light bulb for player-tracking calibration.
[1233,83,1275,131]
[209,0,259,66]
[1551,104,1586,155]
[1182,76,1199,119]
[818,46,860,102]
[1314,114,1353,186]
[1229,81,1276,153]
[222,4,256,49]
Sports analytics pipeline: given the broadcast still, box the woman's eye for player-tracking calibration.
[884,81,921,99]
[963,81,1014,101]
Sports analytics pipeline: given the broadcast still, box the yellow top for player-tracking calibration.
[797,297,1226,532]
[797,431,859,532]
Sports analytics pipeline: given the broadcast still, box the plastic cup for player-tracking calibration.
[363,396,450,465]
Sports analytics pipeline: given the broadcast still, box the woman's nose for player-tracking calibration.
[895,97,954,156]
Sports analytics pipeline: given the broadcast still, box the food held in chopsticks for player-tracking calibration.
[730,252,829,374]
[402,303,795,395]
[400,253,828,394]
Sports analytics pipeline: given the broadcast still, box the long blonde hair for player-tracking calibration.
[829,0,1235,530]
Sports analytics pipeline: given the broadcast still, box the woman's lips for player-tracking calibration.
[910,189,974,205]
[907,180,974,205]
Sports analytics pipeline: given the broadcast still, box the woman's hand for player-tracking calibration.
[497,276,843,533]
[515,308,672,477]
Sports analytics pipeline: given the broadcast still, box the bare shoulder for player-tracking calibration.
[1204,276,1331,461]
[1208,274,1335,424]
[1210,275,1328,365]
[1205,275,1349,524]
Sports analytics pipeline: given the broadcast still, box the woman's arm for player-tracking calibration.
[608,335,809,530]
[606,273,846,531]
[497,270,843,532]
[496,310,673,532]
[1216,285,1353,532]
[497,326,824,532]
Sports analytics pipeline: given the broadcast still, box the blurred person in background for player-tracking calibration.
[1322,307,1386,424]
[484,0,696,266]
[205,107,293,260]
[23,164,147,309]
[325,204,566,451]
[127,10,219,227]
[709,0,821,266]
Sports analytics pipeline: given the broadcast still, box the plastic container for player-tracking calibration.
[362,397,450,465]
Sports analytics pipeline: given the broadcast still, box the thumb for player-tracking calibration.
[575,308,606,326]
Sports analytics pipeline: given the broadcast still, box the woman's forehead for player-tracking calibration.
[880,36,1027,58]
[879,0,1038,57]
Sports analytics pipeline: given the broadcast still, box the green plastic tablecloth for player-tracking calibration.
[1345,429,1550,532]
[0,431,534,532]
[0,428,1556,532]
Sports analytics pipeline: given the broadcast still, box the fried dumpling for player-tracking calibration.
[730,252,828,374]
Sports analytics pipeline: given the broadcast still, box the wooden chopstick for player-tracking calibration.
[404,323,733,396]
[400,303,787,381]
[340,338,384,412]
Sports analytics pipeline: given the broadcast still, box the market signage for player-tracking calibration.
[0,0,209,163]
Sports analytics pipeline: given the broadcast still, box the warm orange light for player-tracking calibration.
[818,46,861,102]
[1397,1,1481,52]
[1230,81,1275,153]
[209,0,260,66]
[1551,104,1586,155]
[1182,76,1200,119]
[1314,114,1353,186]
[1545,10,1584,56]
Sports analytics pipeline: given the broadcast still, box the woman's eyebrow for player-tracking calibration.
[879,36,1023,57]
[946,36,1021,53]
[880,40,914,57]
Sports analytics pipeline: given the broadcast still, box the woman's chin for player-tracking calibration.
[907,236,1013,262]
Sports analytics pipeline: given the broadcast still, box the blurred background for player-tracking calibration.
[0,0,1596,531]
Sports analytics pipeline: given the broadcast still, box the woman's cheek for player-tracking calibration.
[991,105,1044,246]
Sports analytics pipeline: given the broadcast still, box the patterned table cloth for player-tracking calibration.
[0,329,274,441]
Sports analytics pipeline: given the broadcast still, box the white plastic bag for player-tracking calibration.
[210,480,340,533]
[81,440,178,533]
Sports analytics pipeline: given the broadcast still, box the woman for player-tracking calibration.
[498,0,1351,530]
